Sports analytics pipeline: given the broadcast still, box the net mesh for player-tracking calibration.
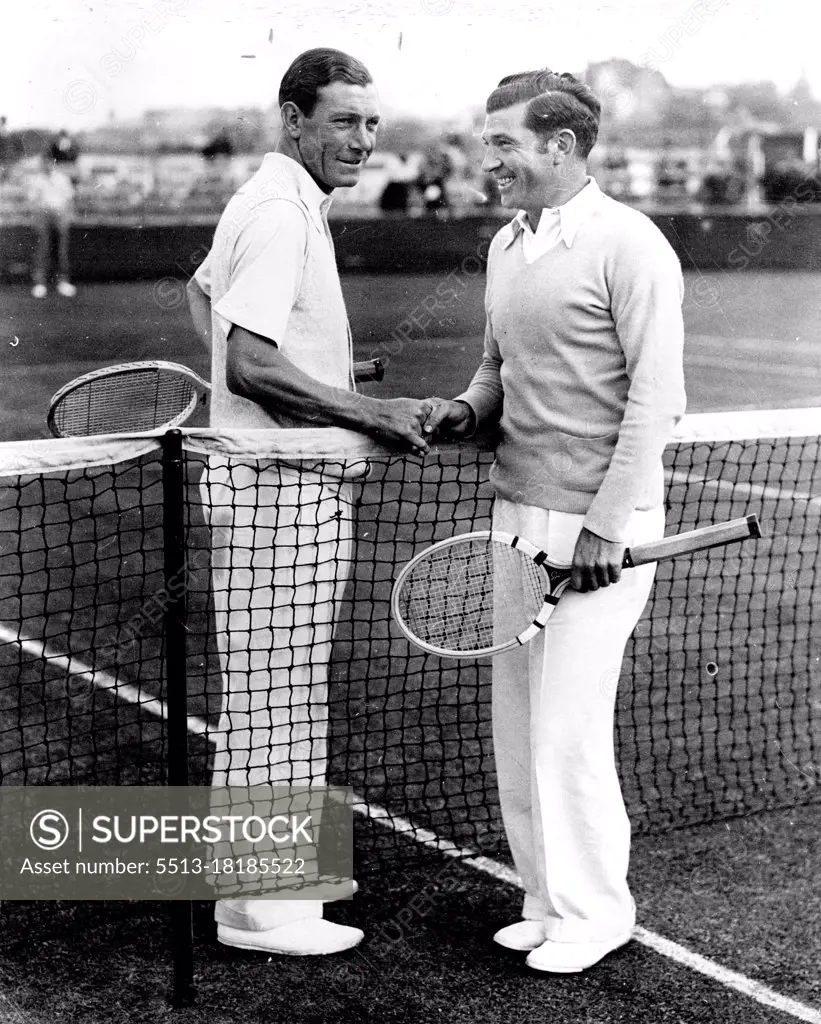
[0,415,819,864]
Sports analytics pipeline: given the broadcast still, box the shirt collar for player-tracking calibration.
[502,177,603,250]
[259,152,333,235]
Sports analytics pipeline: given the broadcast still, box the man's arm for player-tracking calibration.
[226,324,433,453]
[216,202,433,452]
[571,220,687,591]
[423,304,504,437]
[186,276,212,354]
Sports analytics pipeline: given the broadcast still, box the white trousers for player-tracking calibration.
[491,498,665,944]
[200,460,353,931]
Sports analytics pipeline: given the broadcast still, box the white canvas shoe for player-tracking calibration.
[218,918,363,956]
[525,931,633,973]
[56,281,77,297]
[31,284,47,299]
[493,920,547,951]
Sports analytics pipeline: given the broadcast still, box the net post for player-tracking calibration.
[161,428,196,1008]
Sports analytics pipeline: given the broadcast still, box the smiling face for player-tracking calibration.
[481,100,567,219]
[288,81,380,192]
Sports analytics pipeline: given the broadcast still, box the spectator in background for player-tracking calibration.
[699,158,746,206]
[600,144,631,201]
[760,156,821,204]
[202,129,234,161]
[477,169,501,207]
[27,154,77,299]
[379,153,412,214]
[441,132,469,194]
[655,142,689,204]
[199,129,237,207]
[416,144,453,215]
[50,129,79,175]
[0,116,12,182]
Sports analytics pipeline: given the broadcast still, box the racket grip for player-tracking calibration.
[353,358,385,383]
[624,514,762,568]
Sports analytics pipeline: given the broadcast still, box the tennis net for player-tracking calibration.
[0,409,818,859]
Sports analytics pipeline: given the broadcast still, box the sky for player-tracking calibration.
[2,0,819,132]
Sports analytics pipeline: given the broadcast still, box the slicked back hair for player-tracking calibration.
[486,69,601,158]
[279,48,373,117]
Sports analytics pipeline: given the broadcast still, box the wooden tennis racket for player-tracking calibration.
[391,515,762,659]
[47,358,385,437]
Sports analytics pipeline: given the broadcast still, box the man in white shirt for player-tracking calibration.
[188,48,433,958]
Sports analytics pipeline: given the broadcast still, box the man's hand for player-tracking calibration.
[570,527,626,593]
[366,397,438,455]
[420,399,475,439]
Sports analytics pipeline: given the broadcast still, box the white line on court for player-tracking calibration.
[357,799,821,1024]
[351,797,521,885]
[665,469,820,504]
[5,629,821,1022]
[0,625,209,736]
[633,928,821,1024]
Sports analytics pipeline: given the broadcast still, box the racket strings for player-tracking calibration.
[397,537,547,654]
[52,369,198,435]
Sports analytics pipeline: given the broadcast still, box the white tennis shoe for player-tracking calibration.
[525,930,633,973]
[492,920,547,951]
[218,918,363,956]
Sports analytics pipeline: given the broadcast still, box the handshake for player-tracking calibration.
[420,398,475,440]
[357,392,475,457]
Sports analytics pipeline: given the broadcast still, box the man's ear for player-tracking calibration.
[280,101,303,140]
[554,129,577,163]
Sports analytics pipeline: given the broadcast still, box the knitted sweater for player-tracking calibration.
[458,194,687,542]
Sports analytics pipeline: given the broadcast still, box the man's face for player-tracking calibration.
[481,101,562,213]
[296,82,380,190]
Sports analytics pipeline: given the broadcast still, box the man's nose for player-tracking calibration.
[481,148,500,172]
[349,125,372,154]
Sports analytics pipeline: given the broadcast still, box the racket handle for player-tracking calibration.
[624,514,762,568]
[353,358,384,383]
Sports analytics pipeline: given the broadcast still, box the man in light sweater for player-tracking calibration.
[425,69,686,973]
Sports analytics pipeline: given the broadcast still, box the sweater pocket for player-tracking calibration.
[546,429,620,496]
[492,429,621,512]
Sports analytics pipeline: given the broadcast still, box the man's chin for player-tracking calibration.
[332,168,363,188]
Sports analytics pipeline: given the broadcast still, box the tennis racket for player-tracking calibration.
[391,515,762,659]
[47,358,385,437]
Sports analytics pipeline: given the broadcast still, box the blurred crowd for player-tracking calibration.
[2,121,821,227]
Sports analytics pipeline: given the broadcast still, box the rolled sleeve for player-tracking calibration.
[213,201,308,346]
[194,250,213,297]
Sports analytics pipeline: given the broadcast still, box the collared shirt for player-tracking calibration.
[195,152,353,429]
[513,177,603,263]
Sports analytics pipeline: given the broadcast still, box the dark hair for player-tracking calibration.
[486,69,558,110]
[278,48,373,117]
[486,69,601,158]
